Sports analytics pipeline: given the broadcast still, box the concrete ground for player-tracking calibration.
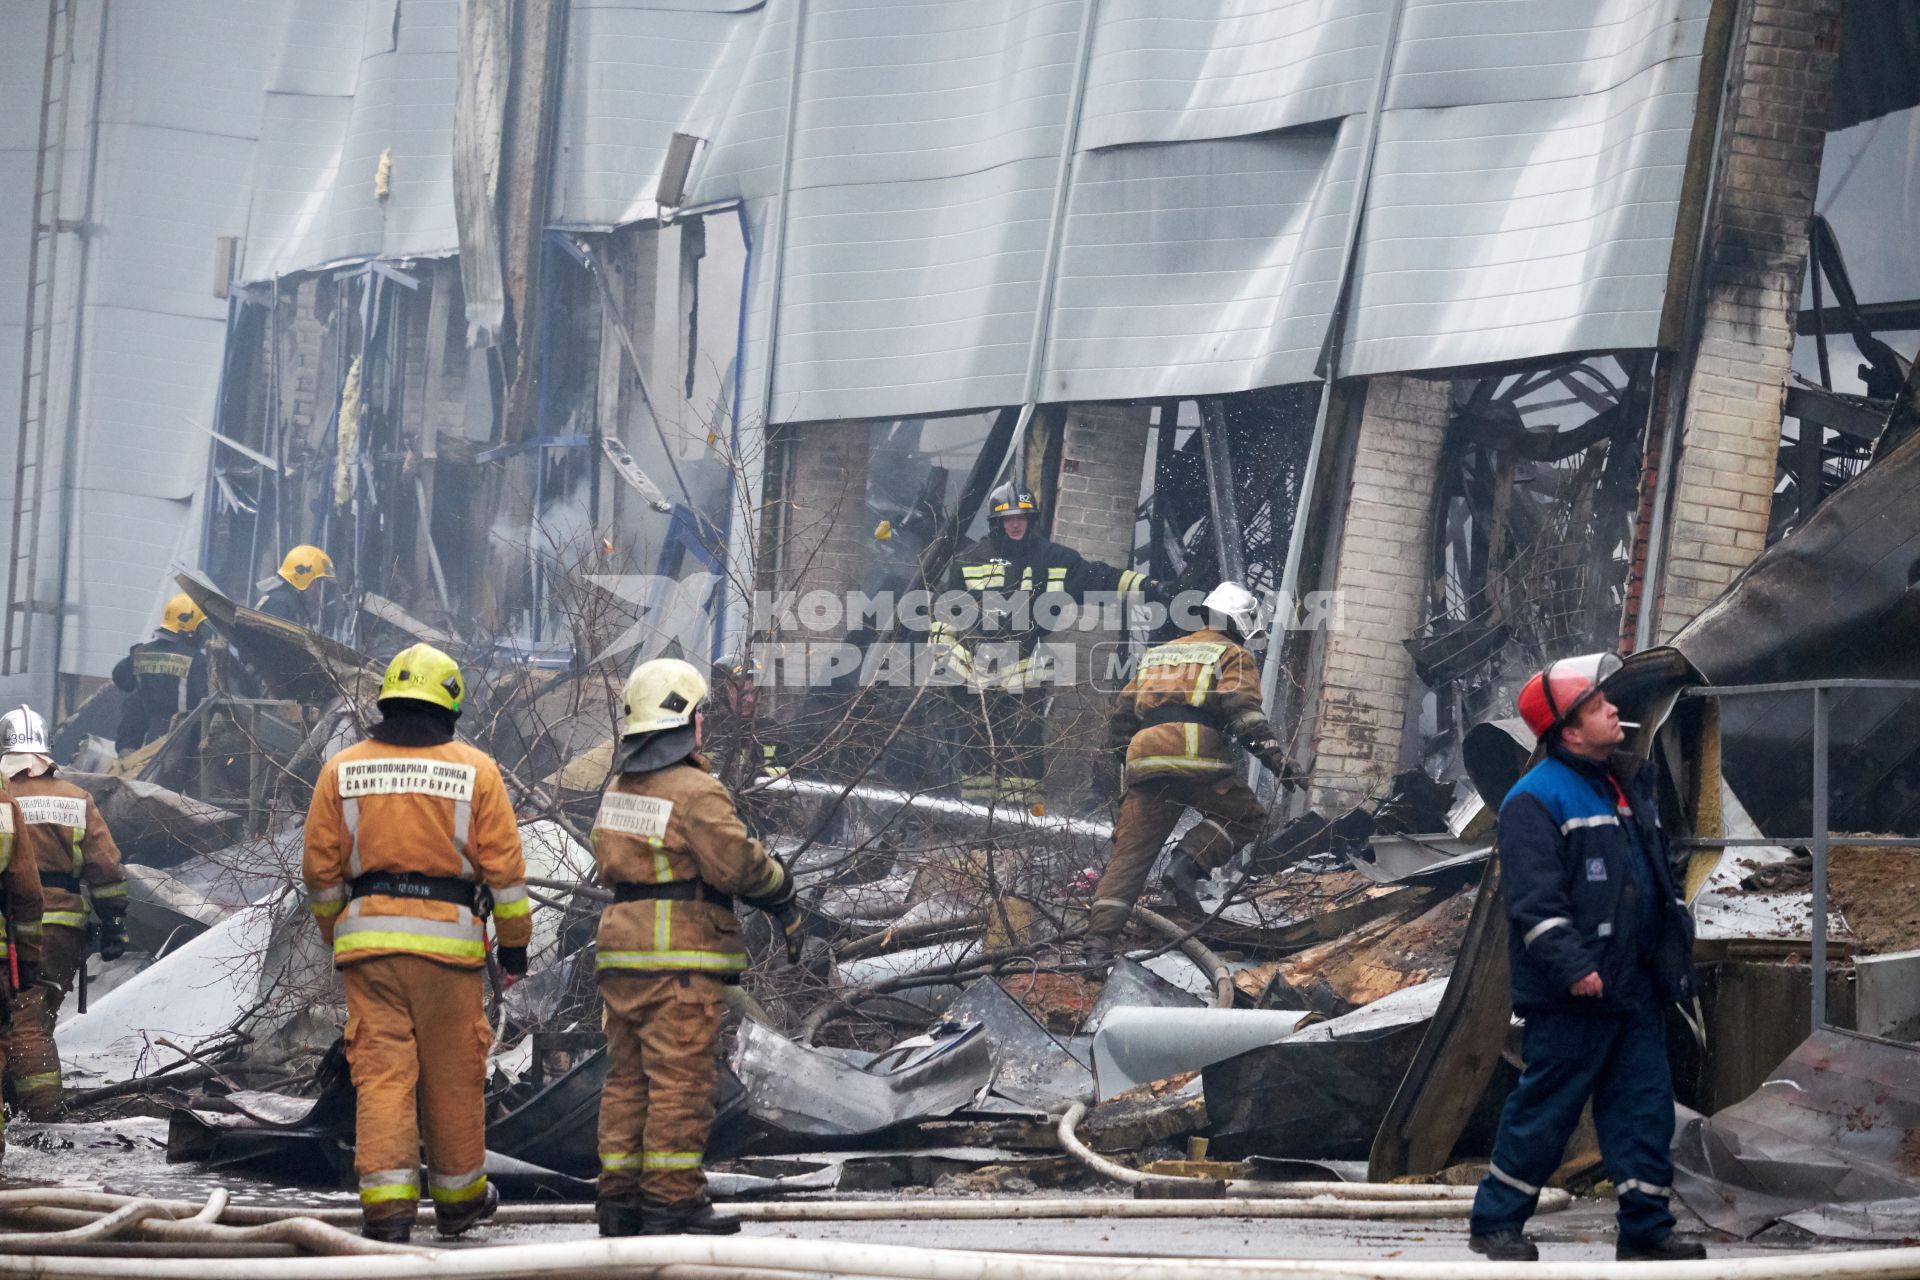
[0,1118,1850,1262]
[481,1199,1825,1261]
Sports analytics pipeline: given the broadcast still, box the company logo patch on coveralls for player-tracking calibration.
[594,793,673,838]
[337,758,478,801]
[1586,857,1608,881]
[16,796,86,828]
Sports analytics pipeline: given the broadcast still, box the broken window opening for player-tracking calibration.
[1407,354,1655,773]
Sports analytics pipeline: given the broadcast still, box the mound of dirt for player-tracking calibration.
[1830,843,1920,955]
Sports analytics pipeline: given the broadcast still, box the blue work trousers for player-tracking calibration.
[1470,1003,1677,1245]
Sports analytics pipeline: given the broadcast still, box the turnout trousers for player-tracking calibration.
[1471,1004,1678,1246]
[1090,774,1265,938]
[956,688,1048,810]
[342,956,493,1234]
[9,924,84,1118]
[597,971,726,1209]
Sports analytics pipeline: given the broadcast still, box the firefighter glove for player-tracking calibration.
[98,925,127,962]
[771,901,805,965]
[1245,736,1303,790]
[498,945,529,976]
[938,642,974,683]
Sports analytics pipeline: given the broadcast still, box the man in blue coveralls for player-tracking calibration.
[1468,652,1706,1263]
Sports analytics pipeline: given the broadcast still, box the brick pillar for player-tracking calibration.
[776,418,871,618]
[1308,376,1451,813]
[1655,0,1843,642]
[1049,403,1151,806]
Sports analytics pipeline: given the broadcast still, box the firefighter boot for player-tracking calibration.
[597,1200,647,1238]
[1617,1236,1707,1262]
[644,1197,740,1235]
[432,1182,498,1239]
[1160,854,1206,915]
[362,1216,414,1245]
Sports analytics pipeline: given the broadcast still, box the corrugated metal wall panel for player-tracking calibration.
[0,3,51,522]
[786,0,1080,189]
[553,3,752,228]
[1043,128,1346,403]
[771,158,1055,422]
[1390,0,1709,110]
[1344,51,1701,377]
[242,0,460,281]
[1080,0,1387,149]
[56,0,283,677]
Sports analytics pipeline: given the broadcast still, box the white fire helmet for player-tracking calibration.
[0,705,48,756]
[622,658,709,737]
[1202,581,1268,646]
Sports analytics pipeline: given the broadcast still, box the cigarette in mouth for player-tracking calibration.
[1618,721,1641,729]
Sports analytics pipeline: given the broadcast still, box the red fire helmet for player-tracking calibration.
[1517,652,1624,739]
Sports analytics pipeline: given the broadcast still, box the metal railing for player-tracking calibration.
[1673,679,1920,1030]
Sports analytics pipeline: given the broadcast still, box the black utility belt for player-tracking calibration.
[1139,704,1219,730]
[349,873,478,909]
[40,872,80,894]
[613,881,734,910]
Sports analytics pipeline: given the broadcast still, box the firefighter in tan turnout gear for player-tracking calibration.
[0,775,42,1162]
[591,658,800,1238]
[1090,582,1298,962]
[302,644,531,1243]
[0,705,125,1118]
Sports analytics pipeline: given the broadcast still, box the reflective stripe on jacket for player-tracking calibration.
[302,739,530,969]
[591,752,786,977]
[932,533,1150,692]
[0,797,45,966]
[1106,627,1272,785]
[6,772,124,932]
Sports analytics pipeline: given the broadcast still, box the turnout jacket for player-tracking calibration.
[302,737,531,969]
[4,770,124,933]
[111,633,208,751]
[0,795,44,971]
[1106,627,1275,785]
[591,752,788,977]
[1499,747,1695,1015]
[933,531,1152,690]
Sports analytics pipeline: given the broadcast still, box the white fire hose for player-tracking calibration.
[0,1187,1907,1279]
[1054,1103,1570,1211]
[0,1233,1912,1280]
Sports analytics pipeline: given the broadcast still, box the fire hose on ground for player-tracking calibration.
[0,1221,1911,1280]
[1053,1102,1571,1213]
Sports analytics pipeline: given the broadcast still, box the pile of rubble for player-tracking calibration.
[36,450,1920,1242]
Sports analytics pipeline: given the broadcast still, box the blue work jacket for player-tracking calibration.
[1498,746,1696,1015]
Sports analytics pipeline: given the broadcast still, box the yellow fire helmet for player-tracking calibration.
[159,592,207,635]
[622,658,708,736]
[278,544,336,592]
[379,643,465,714]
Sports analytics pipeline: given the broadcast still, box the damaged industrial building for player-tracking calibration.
[0,0,1919,1267]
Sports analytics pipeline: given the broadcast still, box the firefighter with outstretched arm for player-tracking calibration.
[0,705,126,1118]
[590,658,801,1237]
[1090,582,1297,962]
[302,644,532,1242]
[932,481,1163,811]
